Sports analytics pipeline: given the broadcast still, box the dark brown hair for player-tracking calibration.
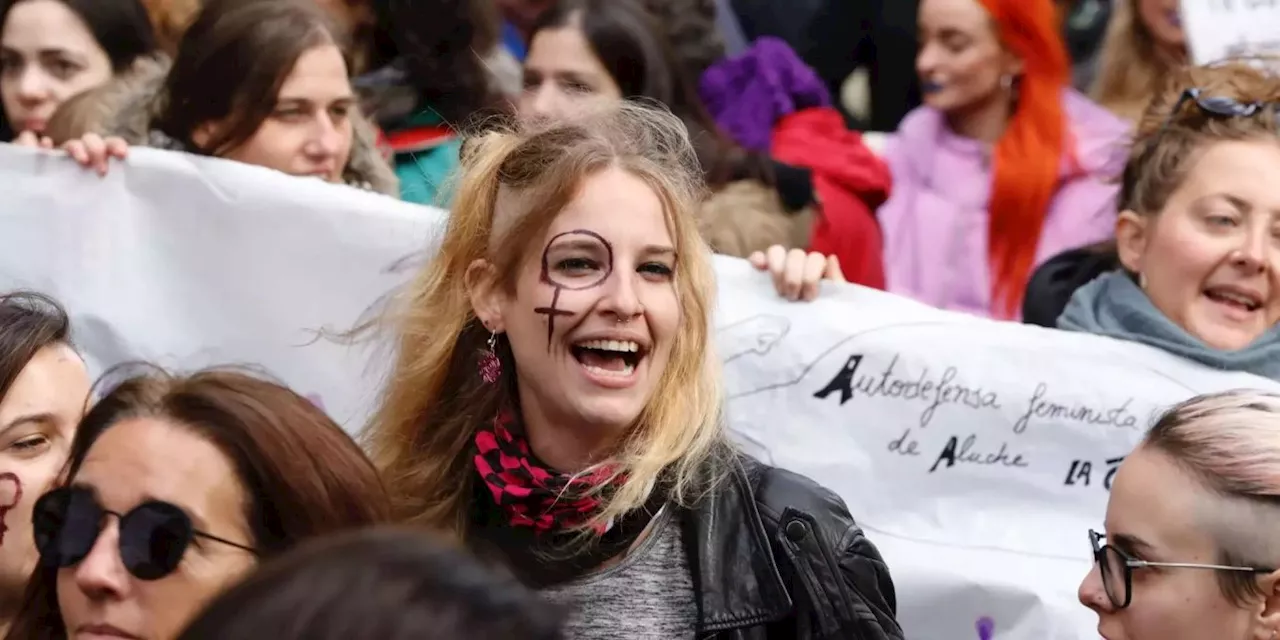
[1120,61,1280,216]
[636,0,724,81]
[0,292,73,403]
[0,0,157,140]
[177,527,564,640]
[152,0,348,155]
[365,0,501,125]
[530,0,771,188]
[6,366,391,640]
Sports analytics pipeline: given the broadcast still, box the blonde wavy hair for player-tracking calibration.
[366,100,729,536]
[1091,0,1183,122]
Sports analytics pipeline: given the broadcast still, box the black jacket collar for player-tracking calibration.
[681,456,792,633]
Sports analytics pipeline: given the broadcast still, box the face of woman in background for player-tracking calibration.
[0,0,113,135]
[518,23,622,123]
[1136,0,1185,51]
[1117,140,1280,351]
[915,0,1021,117]
[0,344,87,602]
[56,417,257,639]
[197,44,355,184]
[1079,446,1270,640]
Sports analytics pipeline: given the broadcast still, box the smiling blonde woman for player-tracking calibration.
[367,101,903,640]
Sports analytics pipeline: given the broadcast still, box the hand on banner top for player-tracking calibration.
[748,245,845,302]
[12,131,53,151]
[62,133,129,177]
[17,132,129,177]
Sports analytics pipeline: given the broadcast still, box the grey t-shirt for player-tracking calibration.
[541,507,698,639]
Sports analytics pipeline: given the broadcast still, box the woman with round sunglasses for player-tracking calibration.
[5,366,392,640]
[1022,61,1280,381]
[1080,389,1280,640]
[0,292,88,636]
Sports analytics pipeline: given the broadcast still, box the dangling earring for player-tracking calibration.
[479,330,501,383]
[1000,73,1015,91]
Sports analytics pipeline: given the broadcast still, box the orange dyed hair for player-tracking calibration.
[976,0,1071,318]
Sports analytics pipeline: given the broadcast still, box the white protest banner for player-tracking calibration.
[0,145,441,428]
[3,144,1279,639]
[1181,0,1280,64]
[714,264,1280,639]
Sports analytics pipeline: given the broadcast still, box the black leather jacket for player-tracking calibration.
[679,456,904,639]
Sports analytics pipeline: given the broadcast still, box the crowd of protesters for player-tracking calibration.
[2,0,1280,639]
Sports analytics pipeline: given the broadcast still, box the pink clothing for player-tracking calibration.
[877,90,1130,319]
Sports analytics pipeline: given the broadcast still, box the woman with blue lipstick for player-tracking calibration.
[873,0,1130,320]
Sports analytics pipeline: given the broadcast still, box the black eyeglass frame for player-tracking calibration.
[33,486,258,581]
[1089,529,1273,609]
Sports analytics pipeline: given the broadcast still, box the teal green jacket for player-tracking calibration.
[388,111,461,207]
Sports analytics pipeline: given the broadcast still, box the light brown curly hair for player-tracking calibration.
[1120,61,1280,217]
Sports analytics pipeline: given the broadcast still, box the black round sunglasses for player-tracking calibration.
[33,485,257,581]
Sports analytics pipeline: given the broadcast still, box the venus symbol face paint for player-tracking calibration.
[0,473,23,546]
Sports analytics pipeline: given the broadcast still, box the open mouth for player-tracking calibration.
[1204,286,1262,313]
[571,339,645,378]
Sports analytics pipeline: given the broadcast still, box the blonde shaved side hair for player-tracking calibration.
[366,101,729,538]
[1144,390,1280,604]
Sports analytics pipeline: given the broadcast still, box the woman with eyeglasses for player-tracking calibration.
[4,366,391,640]
[1023,61,1280,380]
[1080,389,1280,639]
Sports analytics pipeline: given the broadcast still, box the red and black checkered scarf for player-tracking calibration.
[473,411,619,534]
[469,411,672,587]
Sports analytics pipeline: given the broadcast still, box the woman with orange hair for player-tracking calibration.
[757,0,1131,315]
[885,0,1130,318]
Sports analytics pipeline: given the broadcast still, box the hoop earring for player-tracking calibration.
[479,330,501,383]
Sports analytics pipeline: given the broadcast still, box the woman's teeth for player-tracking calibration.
[1206,288,1262,311]
[572,339,642,378]
[577,339,639,352]
[584,362,635,377]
